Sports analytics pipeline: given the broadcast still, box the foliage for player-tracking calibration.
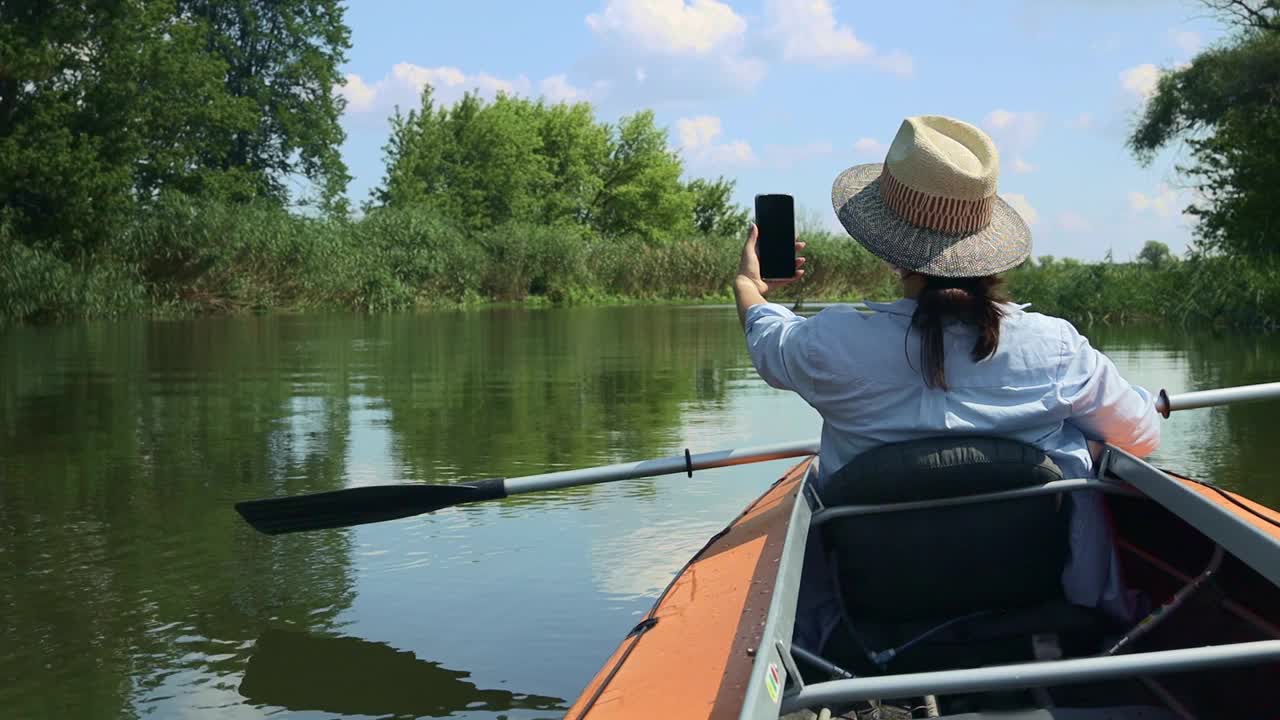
[0,0,351,260]
[0,200,904,323]
[179,0,353,214]
[1129,0,1280,259]
[1007,254,1278,328]
[1137,241,1177,269]
[689,177,750,236]
[373,90,735,244]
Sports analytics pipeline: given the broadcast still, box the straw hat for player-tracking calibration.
[831,115,1031,277]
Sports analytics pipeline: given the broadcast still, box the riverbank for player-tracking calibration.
[3,199,1276,328]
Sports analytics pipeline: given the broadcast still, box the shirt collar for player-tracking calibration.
[863,298,1032,317]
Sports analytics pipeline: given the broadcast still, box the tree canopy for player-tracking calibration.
[1128,0,1280,260]
[0,0,351,255]
[372,88,743,243]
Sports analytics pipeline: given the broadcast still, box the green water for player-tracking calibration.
[1,307,1277,720]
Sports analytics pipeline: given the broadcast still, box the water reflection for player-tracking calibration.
[0,309,1277,719]
[239,630,564,717]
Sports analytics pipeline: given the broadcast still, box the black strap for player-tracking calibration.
[685,448,693,477]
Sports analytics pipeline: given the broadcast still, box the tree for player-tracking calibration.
[591,111,692,243]
[374,93,704,243]
[688,177,748,236]
[178,0,353,214]
[374,89,600,231]
[1129,1,1280,259]
[0,0,355,258]
[0,1,146,253]
[1137,240,1176,268]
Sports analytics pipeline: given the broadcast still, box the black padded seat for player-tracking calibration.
[820,436,1071,623]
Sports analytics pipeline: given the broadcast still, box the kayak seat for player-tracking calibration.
[818,436,1106,675]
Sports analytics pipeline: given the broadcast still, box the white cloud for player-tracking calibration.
[1120,63,1162,100]
[540,74,586,103]
[586,0,747,54]
[676,115,723,149]
[1011,157,1037,174]
[581,0,764,101]
[853,137,886,156]
[1128,183,1181,217]
[1066,112,1093,130]
[391,63,525,98]
[336,64,601,118]
[676,115,757,167]
[337,73,377,112]
[982,110,1044,152]
[1002,193,1039,226]
[763,0,912,75]
[986,109,1017,129]
[1057,211,1092,233]
[1169,29,1201,55]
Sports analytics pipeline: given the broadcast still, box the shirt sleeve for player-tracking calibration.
[743,302,822,402]
[1056,322,1161,457]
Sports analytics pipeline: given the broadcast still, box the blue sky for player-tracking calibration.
[335,0,1233,261]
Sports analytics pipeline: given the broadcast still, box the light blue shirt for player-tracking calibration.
[743,299,1162,648]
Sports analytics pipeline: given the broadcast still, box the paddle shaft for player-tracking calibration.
[1156,381,1280,418]
[235,382,1276,534]
[505,384,1273,496]
[503,440,819,497]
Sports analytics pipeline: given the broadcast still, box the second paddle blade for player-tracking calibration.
[236,479,506,535]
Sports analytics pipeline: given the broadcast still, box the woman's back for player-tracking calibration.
[746,298,1159,486]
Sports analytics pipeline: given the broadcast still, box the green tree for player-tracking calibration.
[592,111,693,243]
[374,89,583,231]
[0,1,145,252]
[178,0,353,214]
[688,176,748,236]
[1137,240,1176,268]
[374,92,700,243]
[0,0,354,259]
[1129,1,1280,259]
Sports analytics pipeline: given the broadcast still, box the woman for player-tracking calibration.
[733,115,1161,651]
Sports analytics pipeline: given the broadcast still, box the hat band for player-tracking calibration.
[880,164,995,235]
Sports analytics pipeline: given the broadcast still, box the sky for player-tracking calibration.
[334,0,1235,261]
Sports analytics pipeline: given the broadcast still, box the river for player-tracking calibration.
[1,306,1277,719]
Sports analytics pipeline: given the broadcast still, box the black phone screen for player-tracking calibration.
[754,194,796,280]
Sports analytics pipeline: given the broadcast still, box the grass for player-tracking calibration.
[3,197,1277,329]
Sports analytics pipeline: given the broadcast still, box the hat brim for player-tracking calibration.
[831,163,1032,278]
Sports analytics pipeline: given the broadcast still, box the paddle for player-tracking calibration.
[236,440,819,535]
[236,382,1280,536]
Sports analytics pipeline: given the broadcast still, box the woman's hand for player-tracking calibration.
[736,223,806,295]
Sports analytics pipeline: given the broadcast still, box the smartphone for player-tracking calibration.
[754,193,796,280]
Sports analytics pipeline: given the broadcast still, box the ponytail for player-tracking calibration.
[908,275,1007,391]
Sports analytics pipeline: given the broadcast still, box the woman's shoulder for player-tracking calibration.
[1004,305,1090,351]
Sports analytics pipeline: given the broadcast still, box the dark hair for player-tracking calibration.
[908,275,1007,391]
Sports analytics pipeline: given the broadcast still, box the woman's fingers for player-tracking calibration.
[796,257,808,267]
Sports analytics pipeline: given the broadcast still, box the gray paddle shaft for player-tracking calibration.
[502,440,820,497]
[1156,381,1280,417]
[500,383,1276,498]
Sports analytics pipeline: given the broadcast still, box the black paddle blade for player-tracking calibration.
[235,479,506,535]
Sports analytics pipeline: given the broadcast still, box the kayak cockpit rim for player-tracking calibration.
[779,640,1280,713]
[737,460,817,720]
[745,444,1280,717]
[1100,446,1280,588]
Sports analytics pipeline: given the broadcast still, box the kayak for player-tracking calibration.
[563,439,1280,720]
